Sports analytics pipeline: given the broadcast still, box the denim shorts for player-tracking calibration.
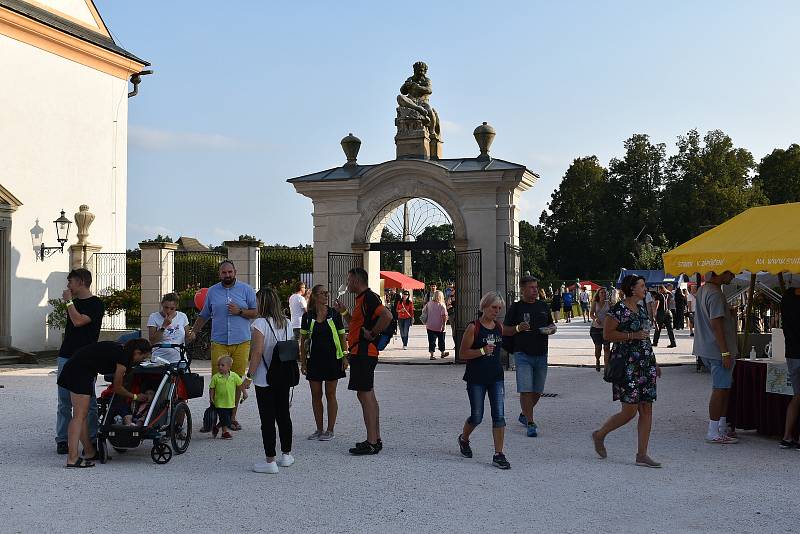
[514,352,548,393]
[466,380,506,428]
[701,357,735,389]
[787,358,800,396]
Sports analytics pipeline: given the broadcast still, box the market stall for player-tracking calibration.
[663,202,800,436]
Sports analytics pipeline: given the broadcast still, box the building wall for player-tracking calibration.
[0,33,129,351]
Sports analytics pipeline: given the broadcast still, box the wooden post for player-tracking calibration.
[740,273,757,356]
[778,272,786,291]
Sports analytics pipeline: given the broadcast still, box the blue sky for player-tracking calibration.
[96,1,800,249]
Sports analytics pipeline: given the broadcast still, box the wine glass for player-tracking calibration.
[337,284,347,298]
[523,312,531,325]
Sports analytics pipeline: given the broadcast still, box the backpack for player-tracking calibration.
[264,320,300,388]
[361,291,396,351]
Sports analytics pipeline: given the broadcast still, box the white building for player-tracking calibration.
[0,0,148,352]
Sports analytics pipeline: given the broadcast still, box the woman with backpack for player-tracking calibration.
[456,291,511,470]
[243,287,295,474]
[298,284,348,441]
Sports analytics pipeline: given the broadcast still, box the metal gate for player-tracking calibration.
[93,252,127,330]
[504,242,522,307]
[173,250,224,292]
[328,252,363,313]
[454,249,482,361]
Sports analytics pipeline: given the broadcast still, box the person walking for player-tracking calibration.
[674,286,687,330]
[589,287,612,372]
[686,285,697,337]
[579,288,590,322]
[396,290,414,349]
[299,284,348,441]
[457,291,511,469]
[652,285,677,348]
[288,281,307,340]
[55,268,105,455]
[693,270,739,444]
[243,287,295,473]
[188,260,257,431]
[550,289,562,323]
[504,276,554,437]
[592,274,662,467]
[422,290,450,360]
[780,285,800,449]
[334,268,393,455]
[562,290,574,323]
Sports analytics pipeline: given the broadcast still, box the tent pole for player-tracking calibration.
[741,273,757,356]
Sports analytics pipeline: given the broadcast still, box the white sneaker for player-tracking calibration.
[277,453,295,467]
[253,460,279,474]
[319,431,334,441]
[705,434,739,444]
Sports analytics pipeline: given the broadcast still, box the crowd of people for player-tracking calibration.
[52,262,799,471]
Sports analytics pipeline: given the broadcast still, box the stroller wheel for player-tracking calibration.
[113,447,127,454]
[151,443,172,464]
[170,401,192,454]
[98,440,108,464]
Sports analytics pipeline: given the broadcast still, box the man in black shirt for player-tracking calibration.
[780,286,800,449]
[55,268,105,454]
[652,285,677,348]
[503,276,555,438]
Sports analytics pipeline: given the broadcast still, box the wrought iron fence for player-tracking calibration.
[328,252,363,314]
[260,246,313,290]
[93,252,128,330]
[173,250,224,292]
[455,249,482,361]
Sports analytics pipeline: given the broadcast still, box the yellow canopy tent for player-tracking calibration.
[662,202,800,277]
[662,202,800,351]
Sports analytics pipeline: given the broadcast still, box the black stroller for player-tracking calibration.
[96,343,204,464]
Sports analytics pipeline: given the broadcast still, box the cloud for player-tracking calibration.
[211,227,236,241]
[128,222,174,236]
[439,120,463,136]
[129,126,250,151]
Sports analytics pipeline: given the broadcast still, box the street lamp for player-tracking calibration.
[33,210,72,261]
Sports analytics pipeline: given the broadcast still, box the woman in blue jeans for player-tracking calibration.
[395,291,414,349]
[456,291,510,469]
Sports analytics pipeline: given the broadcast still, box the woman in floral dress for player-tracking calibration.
[591,274,662,468]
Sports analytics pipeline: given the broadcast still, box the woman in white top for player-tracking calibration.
[243,287,294,474]
[147,293,189,363]
[288,281,307,340]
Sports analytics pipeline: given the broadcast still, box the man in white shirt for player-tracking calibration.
[288,281,307,340]
[147,293,189,363]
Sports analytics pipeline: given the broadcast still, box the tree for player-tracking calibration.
[412,224,454,283]
[518,220,552,279]
[539,156,610,278]
[379,227,402,271]
[755,143,800,204]
[661,129,765,245]
[599,134,666,273]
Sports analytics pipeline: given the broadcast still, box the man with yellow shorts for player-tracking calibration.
[188,260,257,431]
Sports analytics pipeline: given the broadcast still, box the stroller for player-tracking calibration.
[96,343,204,464]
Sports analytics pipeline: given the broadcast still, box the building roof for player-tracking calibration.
[287,157,531,183]
[0,183,22,207]
[0,0,149,65]
[177,236,209,252]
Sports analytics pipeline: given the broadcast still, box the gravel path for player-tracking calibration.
[0,362,795,533]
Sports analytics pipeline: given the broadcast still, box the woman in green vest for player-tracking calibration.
[299,284,348,441]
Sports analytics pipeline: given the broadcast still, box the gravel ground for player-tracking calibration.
[0,363,796,533]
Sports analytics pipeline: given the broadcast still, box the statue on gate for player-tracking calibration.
[395,61,442,158]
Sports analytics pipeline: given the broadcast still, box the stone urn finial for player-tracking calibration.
[341,133,361,167]
[74,204,95,245]
[473,122,496,161]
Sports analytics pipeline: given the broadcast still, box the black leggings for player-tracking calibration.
[255,385,292,458]
[427,329,446,352]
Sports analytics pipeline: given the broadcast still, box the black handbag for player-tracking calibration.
[603,354,626,384]
[265,320,300,388]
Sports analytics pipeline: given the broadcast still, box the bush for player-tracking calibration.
[47,299,68,331]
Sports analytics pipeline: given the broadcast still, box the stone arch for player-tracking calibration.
[353,162,467,246]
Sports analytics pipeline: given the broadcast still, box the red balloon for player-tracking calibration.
[194,288,209,311]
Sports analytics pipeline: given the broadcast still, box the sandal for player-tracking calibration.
[429,355,436,360]
[230,420,242,431]
[65,458,95,469]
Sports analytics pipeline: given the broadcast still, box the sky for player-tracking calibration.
[95,0,800,249]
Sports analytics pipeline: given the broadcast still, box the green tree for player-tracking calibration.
[379,227,402,271]
[412,224,454,283]
[540,156,609,278]
[755,143,800,204]
[661,129,765,245]
[599,134,666,273]
[518,220,553,279]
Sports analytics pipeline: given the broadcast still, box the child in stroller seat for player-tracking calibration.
[111,389,155,426]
